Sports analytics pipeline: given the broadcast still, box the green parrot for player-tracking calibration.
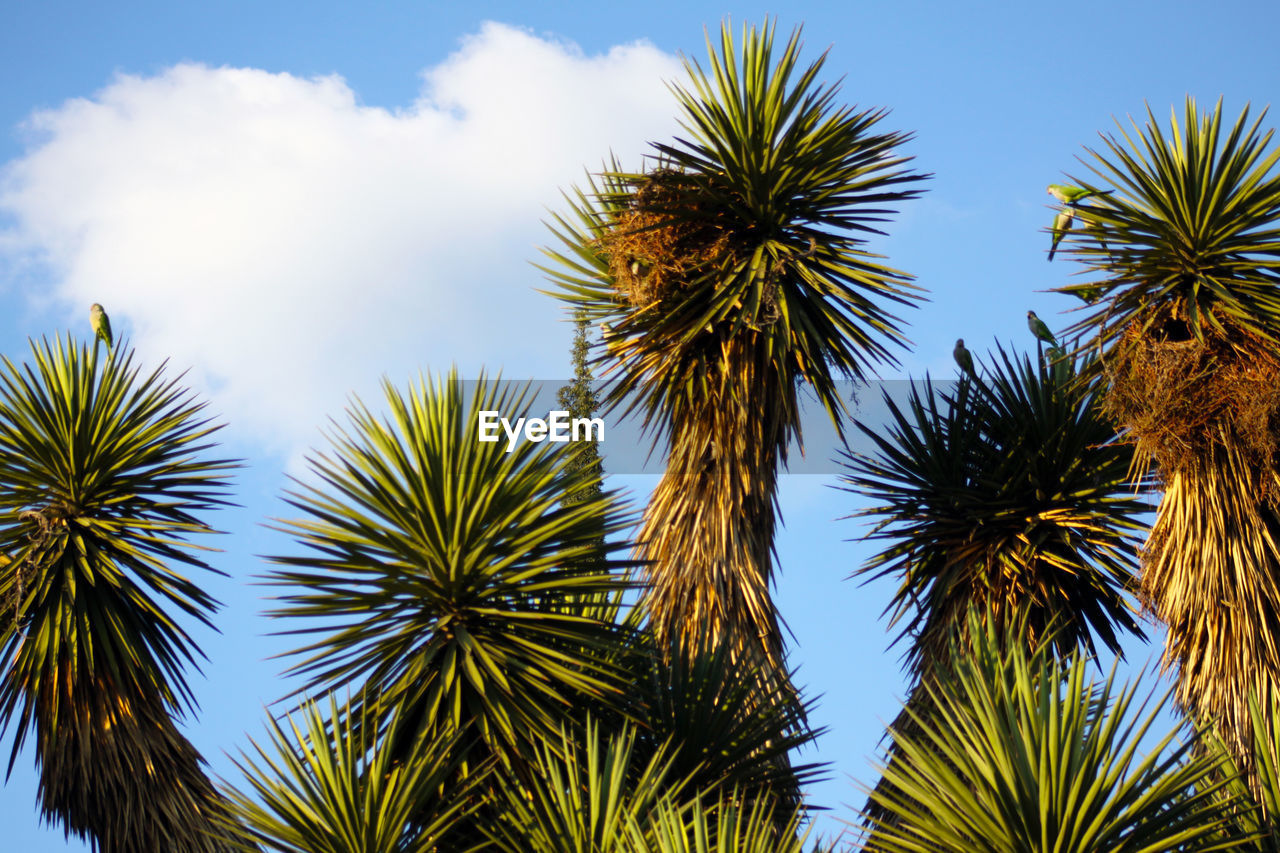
[1048,207,1075,261]
[1046,183,1111,204]
[1027,310,1056,345]
[1064,283,1104,304]
[953,338,975,375]
[90,303,113,349]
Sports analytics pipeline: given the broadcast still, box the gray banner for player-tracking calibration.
[471,379,957,474]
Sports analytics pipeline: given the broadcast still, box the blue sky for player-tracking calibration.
[2,1,1278,848]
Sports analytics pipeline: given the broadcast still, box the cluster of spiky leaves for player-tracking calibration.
[858,613,1243,852]
[582,626,824,821]
[543,20,927,438]
[484,720,815,853]
[1207,691,1280,851]
[223,694,481,853]
[637,633,823,803]
[0,336,237,851]
[484,721,682,852]
[1055,98,1280,350]
[266,372,640,764]
[842,344,1147,680]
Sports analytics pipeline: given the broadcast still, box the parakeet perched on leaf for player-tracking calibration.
[953,338,975,375]
[1046,183,1112,204]
[1027,310,1056,345]
[1048,207,1075,261]
[1064,283,1104,304]
[90,303,113,349]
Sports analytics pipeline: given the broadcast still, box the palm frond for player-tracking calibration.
[485,719,817,853]
[1205,690,1280,851]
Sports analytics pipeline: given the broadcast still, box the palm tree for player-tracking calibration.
[542,18,927,679]
[858,612,1241,852]
[0,336,237,851]
[1052,98,1280,779]
[265,371,640,820]
[223,693,481,853]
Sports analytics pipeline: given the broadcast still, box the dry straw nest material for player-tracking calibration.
[600,169,777,318]
[2,507,63,629]
[1103,307,1280,482]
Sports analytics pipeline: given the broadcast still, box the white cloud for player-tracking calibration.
[0,22,684,457]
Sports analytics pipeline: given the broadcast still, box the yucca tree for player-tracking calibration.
[858,613,1243,852]
[223,693,481,853]
[842,344,1149,825]
[542,19,926,676]
[1053,97,1280,780]
[266,372,638,795]
[0,336,237,851]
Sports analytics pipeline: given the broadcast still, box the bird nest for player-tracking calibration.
[1,556,34,631]
[599,169,763,313]
[1103,308,1280,484]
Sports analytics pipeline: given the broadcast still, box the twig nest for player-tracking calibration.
[599,168,756,312]
[1103,308,1280,483]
